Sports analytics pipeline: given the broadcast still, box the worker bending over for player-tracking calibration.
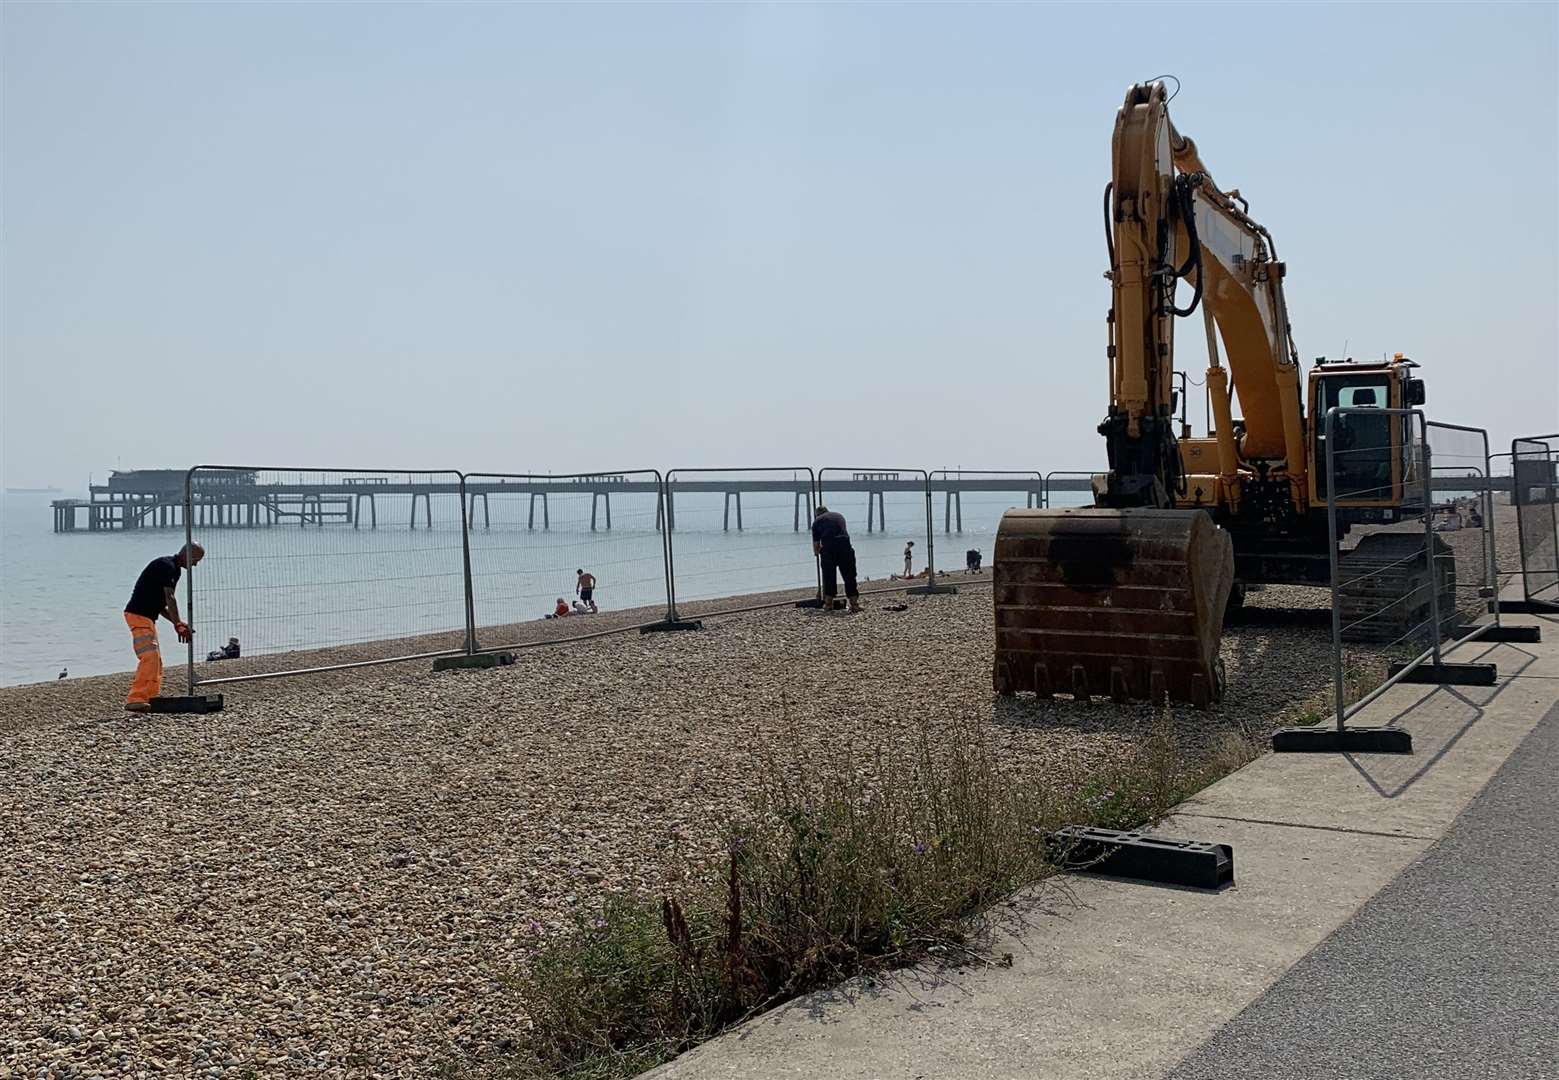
[811,505,861,613]
[123,542,204,712]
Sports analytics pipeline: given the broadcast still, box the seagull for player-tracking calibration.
[58,667,68,680]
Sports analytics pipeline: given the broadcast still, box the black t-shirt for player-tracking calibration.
[811,511,850,546]
[125,556,181,619]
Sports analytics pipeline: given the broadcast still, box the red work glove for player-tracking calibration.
[175,622,193,644]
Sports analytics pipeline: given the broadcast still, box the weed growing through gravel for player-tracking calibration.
[492,709,1256,1080]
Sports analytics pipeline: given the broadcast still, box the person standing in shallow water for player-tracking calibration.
[903,539,915,577]
[123,542,204,712]
[811,505,861,613]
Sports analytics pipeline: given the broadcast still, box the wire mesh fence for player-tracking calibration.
[1512,435,1558,608]
[172,461,1046,689]
[929,471,1041,575]
[663,468,820,617]
[464,471,671,644]
[816,468,942,588]
[184,466,470,687]
[1321,407,1444,724]
[1425,421,1498,631]
[1323,406,1443,644]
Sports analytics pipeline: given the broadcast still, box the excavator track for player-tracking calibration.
[993,508,1236,708]
[1336,532,1458,645]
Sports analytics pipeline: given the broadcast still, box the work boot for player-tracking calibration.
[124,701,151,713]
[848,598,863,614]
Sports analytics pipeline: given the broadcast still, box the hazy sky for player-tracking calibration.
[3,1,1555,490]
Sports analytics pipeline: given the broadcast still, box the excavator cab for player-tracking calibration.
[1308,355,1425,516]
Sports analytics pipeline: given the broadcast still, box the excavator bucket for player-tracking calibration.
[993,508,1235,708]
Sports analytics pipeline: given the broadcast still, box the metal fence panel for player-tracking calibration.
[1042,470,1097,508]
[1426,421,1499,630]
[464,471,670,644]
[1323,408,1440,727]
[1513,435,1559,606]
[663,468,820,618]
[817,468,939,587]
[184,466,470,689]
[930,470,1040,536]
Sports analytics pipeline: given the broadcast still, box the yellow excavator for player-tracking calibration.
[994,81,1441,708]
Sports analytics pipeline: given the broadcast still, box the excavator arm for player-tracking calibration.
[1103,80,1309,513]
[993,81,1252,709]
[994,81,1434,708]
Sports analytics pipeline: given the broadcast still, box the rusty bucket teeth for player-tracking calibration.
[991,508,1235,708]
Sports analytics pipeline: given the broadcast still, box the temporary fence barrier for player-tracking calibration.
[1425,421,1501,631]
[183,466,471,690]
[663,468,820,619]
[929,470,1043,532]
[1511,434,1559,611]
[1320,410,1502,733]
[816,468,952,592]
[463,471,671,646]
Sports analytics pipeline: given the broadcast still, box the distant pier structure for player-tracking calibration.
[51,469,406,532]
[51,467,1513,535]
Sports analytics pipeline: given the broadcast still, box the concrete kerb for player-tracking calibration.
[644,600,1559,1080]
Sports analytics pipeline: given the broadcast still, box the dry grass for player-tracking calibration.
[487,711,1256,1080]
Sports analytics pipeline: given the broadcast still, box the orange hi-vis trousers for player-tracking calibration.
[125,613,162,705]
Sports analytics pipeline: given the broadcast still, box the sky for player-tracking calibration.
[3,1,1556,491]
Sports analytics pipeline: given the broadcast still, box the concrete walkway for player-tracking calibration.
[647,607,1559,1080]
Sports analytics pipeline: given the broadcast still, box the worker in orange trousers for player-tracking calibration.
[123,542,205,712]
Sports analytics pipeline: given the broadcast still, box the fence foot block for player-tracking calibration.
[641,619,702,634]
[1387,661,1497,686]
[906,583,959,595]
[794,598,829,609]
[433,652,516,672]
[1458,624,1541,643]
[1272,726,1412,754]
[149,694,224,714]
[1045,825,1232,890]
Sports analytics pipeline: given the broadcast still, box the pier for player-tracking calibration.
[51,468,1513,534]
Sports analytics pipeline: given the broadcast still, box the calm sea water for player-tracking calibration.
[1,488,1085,687]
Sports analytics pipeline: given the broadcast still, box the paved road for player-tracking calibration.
[1168,701,1559,1080]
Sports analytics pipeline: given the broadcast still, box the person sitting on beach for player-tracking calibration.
[571,600,594,615]
[205,637,240,662]
[547,598,571,619]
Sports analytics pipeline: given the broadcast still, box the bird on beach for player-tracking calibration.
[58,667,67,680]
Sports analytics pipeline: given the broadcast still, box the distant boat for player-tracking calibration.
[6,486,63,494]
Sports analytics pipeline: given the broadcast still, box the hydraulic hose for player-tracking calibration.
[1168,173,1204,318]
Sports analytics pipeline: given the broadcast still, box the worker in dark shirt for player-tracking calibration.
[811,505,861,613]
[123,543,205,712]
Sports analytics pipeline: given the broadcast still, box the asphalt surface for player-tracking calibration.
[1168,700,1559,1080]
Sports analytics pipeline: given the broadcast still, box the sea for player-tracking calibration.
[1,487,1086,687]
